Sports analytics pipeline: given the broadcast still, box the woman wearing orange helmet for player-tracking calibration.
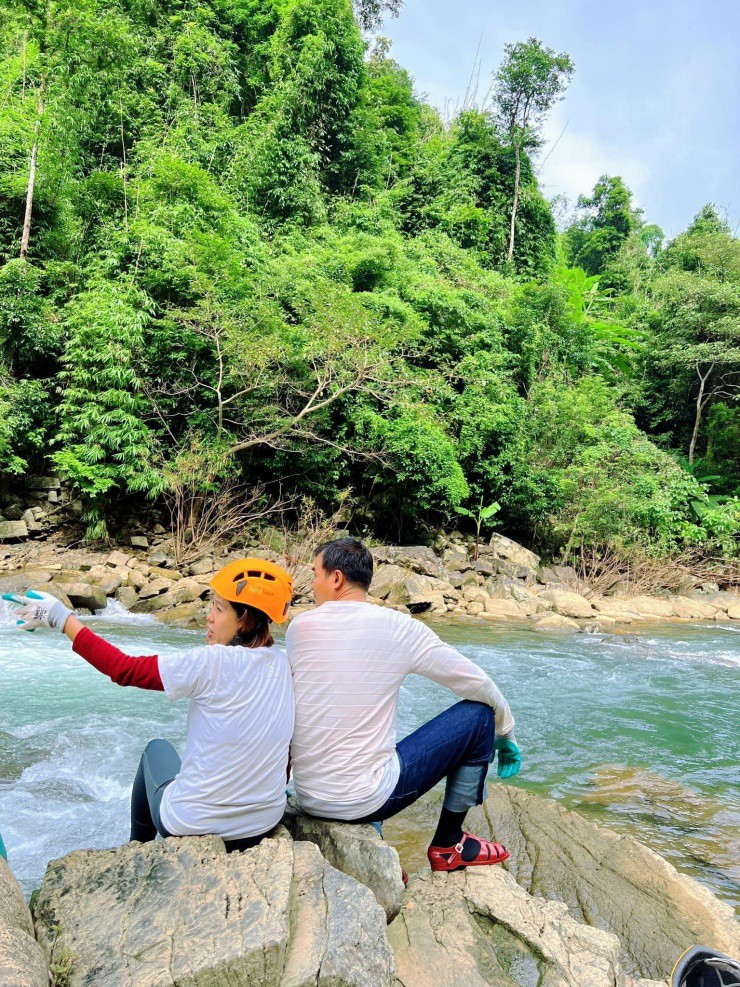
[5,559,294,852]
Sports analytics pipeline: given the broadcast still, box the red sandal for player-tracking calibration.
[427,832,510,872]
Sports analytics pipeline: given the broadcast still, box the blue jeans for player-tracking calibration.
[351,700,496,824]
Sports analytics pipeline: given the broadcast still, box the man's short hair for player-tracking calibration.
[315,538,373,591]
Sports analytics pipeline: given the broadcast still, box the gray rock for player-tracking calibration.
[34,832,394,987]
[56,582,107,612]
[441,547,471,571]
[115,586,138,609]
[282,800,404,920]
[27,476,60,490]
[0,521,28,542]
[283,841,394,986]
[465,788,740,981]
[539,588,595,619]
[389,867,626,987]
[130,534,149,549]
[189,557,215,576]
[491,558,538,582]
[0,857,48,987]
[533,613,581,632]
[386,573,444,613]
[105,550,131,568]
[148,564,181,581]
[373,546,442,578]
[487,534,540,569]
[370,564,408,601]
[135,577,172,600]
[702,590,740,613]
[146,547,168,566]
[47,489,58,503]
[84,566,122,596]
[134,577,208,612]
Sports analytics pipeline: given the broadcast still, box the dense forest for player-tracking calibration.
[0,0,738,568]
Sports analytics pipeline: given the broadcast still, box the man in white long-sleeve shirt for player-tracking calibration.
[285,538,522,872]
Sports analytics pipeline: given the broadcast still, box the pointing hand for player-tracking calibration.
[2,590,73,633]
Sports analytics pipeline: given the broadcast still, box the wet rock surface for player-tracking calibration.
[465,788,740,982]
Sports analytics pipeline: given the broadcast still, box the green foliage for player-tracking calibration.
[564,175,644,278]
[493,37,574,148]
[0,1,735,563]
[0,376,53,474]
[53,280,164,537]
[354,403,469,535]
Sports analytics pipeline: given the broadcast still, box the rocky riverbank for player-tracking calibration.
[1,524,738,634]
[2,788,738,987]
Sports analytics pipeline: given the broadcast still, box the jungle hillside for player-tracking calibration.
[1,0,738,577]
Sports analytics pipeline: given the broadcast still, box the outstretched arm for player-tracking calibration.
[4,591,164,691]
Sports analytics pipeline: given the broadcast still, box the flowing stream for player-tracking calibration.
[1,601,738,909]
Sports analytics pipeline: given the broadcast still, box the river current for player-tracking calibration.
[1,602,738,909]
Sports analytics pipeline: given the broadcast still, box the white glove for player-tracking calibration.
[2,590,73,632]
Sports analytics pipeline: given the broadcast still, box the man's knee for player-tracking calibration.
[457,701,495,733]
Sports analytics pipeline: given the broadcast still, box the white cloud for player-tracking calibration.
[537,120,651,210]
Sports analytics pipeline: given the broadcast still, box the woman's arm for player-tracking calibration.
[4,592,164,691]
[63,613,85,644]
[70,625,164,691]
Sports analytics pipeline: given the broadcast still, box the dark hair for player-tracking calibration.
[229,602,274,649]
[315,538,373,591]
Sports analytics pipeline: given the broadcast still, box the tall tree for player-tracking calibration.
[565,175,643,276]
[493,37,573,264]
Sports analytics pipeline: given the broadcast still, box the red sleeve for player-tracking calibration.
[72,627,164,691]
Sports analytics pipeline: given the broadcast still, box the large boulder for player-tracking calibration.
[0,521,28,542]
[670,596,720,620]
[386,573,444,613]
[592,598,642,622]
[134,577,208,612]
[373,546,443,579]
[539,588,595,619]
[55,582,107,612]
[533,613,581,632]
[389,867,628,987]
[628,596,679,619]
[465,788,740,981]
[482,598,527,620]
[370,563,408,601]
[486,534,540,570]
[282,801,405,920]
[0,857,48,987]
[34,831,394,987]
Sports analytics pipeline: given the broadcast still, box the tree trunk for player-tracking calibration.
[688,364,712,466]
[20,90,45,261]
[506,143,521,263]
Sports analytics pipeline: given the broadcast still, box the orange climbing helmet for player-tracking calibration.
[210,558,293,624]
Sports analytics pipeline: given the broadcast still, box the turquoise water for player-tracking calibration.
[1,602,738,908]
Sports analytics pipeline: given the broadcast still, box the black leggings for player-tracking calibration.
[130,738,270,852]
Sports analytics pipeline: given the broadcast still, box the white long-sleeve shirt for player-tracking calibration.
[285,601,514,819]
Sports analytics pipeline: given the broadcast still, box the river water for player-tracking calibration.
[1,602,738,909]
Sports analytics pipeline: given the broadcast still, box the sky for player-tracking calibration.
[381,0,740,239]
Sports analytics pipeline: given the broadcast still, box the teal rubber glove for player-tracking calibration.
[2,590,73,632]
[494,736,521,779]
